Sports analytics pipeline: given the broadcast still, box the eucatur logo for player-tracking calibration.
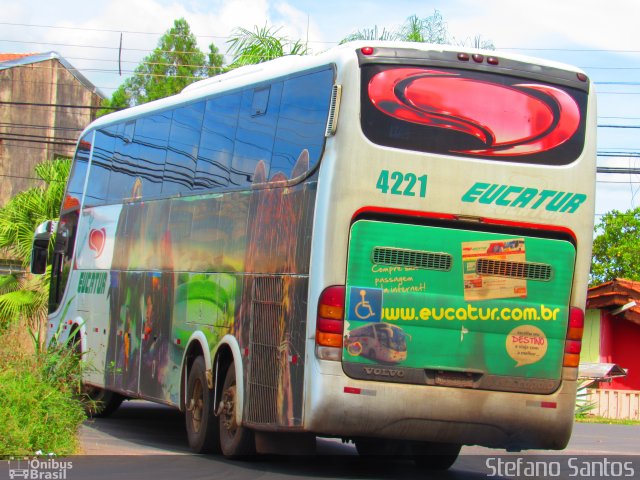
[368,68,581,157]
[88,228,106,258]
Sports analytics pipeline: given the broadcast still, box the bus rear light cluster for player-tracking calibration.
[458,52,499,65]
[316,286,345,361]
[563,307,584,368]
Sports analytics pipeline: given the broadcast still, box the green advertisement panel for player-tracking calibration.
[343,220,575,383]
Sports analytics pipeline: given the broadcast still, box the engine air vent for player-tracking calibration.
[372,247,452,271]
[476,258,552,281]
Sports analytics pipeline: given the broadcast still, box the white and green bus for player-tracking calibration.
[32,41,596,468]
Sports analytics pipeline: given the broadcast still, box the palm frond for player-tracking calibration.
[226,24,308,68]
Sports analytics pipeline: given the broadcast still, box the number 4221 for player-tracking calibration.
[376,170,428,198]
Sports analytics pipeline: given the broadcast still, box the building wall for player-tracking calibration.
[0,58,102,206]
[599,312,640,390]
[582,309,601,363]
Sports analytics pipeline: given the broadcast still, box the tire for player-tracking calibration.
[71,336,125,418]
[218,363,255,458]
[185,356,220,453]
[83,386,125,418]
[411,441,461,470]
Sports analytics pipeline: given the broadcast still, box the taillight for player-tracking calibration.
[563,307,584,368]
[316,286,345,361]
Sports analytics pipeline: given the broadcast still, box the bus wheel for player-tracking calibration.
[411,441,461,470]
[185,356,220,453]
[83,385,124,418]
[218,363,255,458]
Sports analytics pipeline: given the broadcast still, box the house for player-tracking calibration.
[0,51,104,207]
[585,278,640,419]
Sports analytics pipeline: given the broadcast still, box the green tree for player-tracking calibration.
[0,158,70,328]
[399,13,448,43]
[591,207,640,285]
[99,18,224,114]
[340,25,397,43]
[341,10,494,49]
[226,24,308,68]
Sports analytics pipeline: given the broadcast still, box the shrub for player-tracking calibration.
[0,327,86,455]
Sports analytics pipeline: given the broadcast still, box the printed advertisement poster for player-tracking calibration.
[462,238,526,302]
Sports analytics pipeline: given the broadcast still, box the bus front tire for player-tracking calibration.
[185,356,220,453]
[218,363,255,458]
[83,386,124,418]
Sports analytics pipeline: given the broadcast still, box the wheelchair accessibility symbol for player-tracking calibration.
[347,287,382,322]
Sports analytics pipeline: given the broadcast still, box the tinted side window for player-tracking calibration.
[272,68,333,180]
[66,132,92,203]
[109,121,141,202]
[197,92,241,191]
[135,112,171,197]
[85,128,115,207]
[163,103,204,195]
[232,83,283,185]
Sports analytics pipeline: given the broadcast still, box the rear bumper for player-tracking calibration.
[304,359,576,451]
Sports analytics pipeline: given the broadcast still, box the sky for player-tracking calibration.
[1,0,639,220]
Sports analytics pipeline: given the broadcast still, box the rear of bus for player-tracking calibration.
[306,42,595,452]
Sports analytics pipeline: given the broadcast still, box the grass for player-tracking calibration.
[575,415,640,426]
[0,324,87,456]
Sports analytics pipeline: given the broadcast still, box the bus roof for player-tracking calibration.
[86,41,586,136]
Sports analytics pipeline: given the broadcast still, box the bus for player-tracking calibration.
[345,322,409,364]
[31,41,596,467]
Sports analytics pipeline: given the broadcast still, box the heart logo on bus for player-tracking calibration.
[368,68,581,157]
[89,228,106,258]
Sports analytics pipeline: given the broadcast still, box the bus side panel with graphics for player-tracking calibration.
[39,64,335,435]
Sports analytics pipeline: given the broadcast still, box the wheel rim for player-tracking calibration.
[220,384,237,436]
[189,378,204,434]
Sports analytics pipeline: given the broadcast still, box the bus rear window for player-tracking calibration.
[360,65,588,166]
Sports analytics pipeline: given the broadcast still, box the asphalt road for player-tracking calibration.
[5,400,638,480]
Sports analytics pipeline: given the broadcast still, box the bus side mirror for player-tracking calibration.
[30,220,54,275]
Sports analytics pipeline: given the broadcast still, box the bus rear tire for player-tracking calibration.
[219,363,255,458]
[83,386,124,418]
[185,356,220,453]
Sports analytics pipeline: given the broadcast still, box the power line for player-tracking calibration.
[0,101,111,111]
[0,136,77,147]
[0,122,84,132]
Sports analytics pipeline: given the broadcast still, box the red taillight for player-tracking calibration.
[316,286,345,349]
[563,307,584,367]
[566,307,584,340]
[565,340,582,354]
[317,318,343,334]
[361,47,374,56]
